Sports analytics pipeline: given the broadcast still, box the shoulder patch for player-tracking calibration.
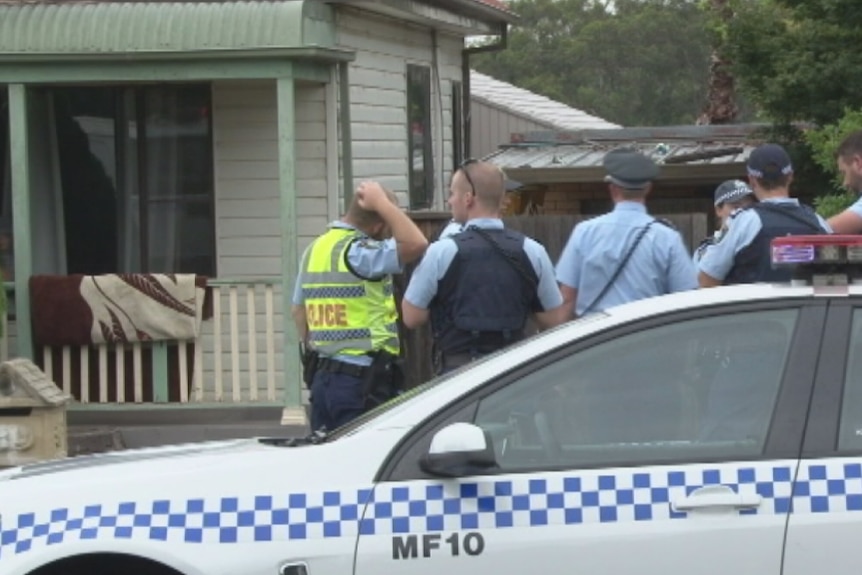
[353,238,383,250]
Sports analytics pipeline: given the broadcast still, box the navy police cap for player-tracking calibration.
[602,147,660,190]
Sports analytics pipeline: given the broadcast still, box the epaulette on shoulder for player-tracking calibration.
[654,217,676,230]
[729,205,755,220]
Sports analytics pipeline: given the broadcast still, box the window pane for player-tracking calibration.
[475,309,798,471]
[839,310,862,449]
[141,85,215,275]
[53,87,120,275]
[407,65,434,210]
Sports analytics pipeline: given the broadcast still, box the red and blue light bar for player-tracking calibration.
[772,235,862,267]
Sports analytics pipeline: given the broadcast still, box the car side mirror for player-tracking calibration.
[419,422,498,478]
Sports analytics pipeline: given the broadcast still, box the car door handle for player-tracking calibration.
[672,485,762,512]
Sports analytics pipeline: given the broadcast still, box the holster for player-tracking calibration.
[361,351,405,410]
[300,345,320,389]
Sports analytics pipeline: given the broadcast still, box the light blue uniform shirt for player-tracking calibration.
[848,195,862,218]
[404,218,563,312]
[292,221,402,366]
[556,202,697,316]
[437,220,463,240]
[698,198,832,282]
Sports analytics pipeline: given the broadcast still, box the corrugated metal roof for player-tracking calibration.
[488,141,753,170]
[470,70,620,132]
[0,1,326,55]
[484,124,770,183]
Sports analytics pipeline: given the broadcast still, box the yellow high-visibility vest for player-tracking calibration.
[301,227,399,357]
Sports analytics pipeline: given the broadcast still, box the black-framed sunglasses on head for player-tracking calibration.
[459,158,479,194]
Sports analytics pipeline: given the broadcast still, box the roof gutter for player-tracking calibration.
[462,22,508,158]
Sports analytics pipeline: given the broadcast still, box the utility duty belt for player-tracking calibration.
[301,347,405,410]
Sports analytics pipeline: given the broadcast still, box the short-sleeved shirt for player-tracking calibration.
[404,218,563,312]
[555,202,697,316]
[848,195,862,218]
[436,220,463,241]
[292,221,402,366]
[697,198,833,281]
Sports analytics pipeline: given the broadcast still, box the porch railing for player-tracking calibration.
[1,279,288,406]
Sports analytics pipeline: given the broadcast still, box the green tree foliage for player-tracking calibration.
[472,0,713,126]
[722,0,862,126]
[804,109,862,217]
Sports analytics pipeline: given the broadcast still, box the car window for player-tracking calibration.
[473,309,799,471]
[838,310,862,450]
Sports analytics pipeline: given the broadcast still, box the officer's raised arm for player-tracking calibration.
[355,181,428,265]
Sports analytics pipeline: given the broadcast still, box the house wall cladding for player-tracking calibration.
[213,79,330,279]
[208,80,330,402]
[336,7,463,210]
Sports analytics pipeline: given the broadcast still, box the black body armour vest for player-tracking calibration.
[431,228,540,356]
[725,203,827,285]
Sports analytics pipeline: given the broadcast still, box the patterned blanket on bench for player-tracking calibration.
[30,274,209,347]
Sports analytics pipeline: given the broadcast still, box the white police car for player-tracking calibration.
[4,235,862,575]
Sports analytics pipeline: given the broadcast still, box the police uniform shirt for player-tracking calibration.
[292,221,403,366]
[403,218,563,312]
[697,198,833,282]
[693,229,725,264]
[848,195,862,219]
[555,202,697,316]
[437,220,463,240]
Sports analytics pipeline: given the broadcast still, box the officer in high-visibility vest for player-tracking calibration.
[291,181,428,432]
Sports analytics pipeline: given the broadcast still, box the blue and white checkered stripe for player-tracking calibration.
[792,460,862,513]
[0,488,374,560]
[359,464,795,534]
[8,461,862,560]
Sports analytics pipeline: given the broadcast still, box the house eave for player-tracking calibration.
[0,46,357,64]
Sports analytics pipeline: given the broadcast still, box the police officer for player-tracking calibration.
[401,160,566,374]
[698,143,831,287]
[693,179,757,263]
[827,129,862,233]
[291,181,428,432]
[556,147,697,317]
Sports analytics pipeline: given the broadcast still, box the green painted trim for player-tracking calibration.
[152,342,169,403]
[339,62,354,211]
[294,62,337,85]
[68,401,285,411]
[0,46,354,64]
[0,49,353,84]
[277,74,303,413]
[8,85,32,361]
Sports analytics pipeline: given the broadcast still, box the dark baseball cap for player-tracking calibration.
[714,179,754,206]
[747,143,793,181]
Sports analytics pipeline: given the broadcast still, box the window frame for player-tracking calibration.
[451,80,464,172]
[378,299,827,482]
[406,64,434,210]
[802,299,862,456]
